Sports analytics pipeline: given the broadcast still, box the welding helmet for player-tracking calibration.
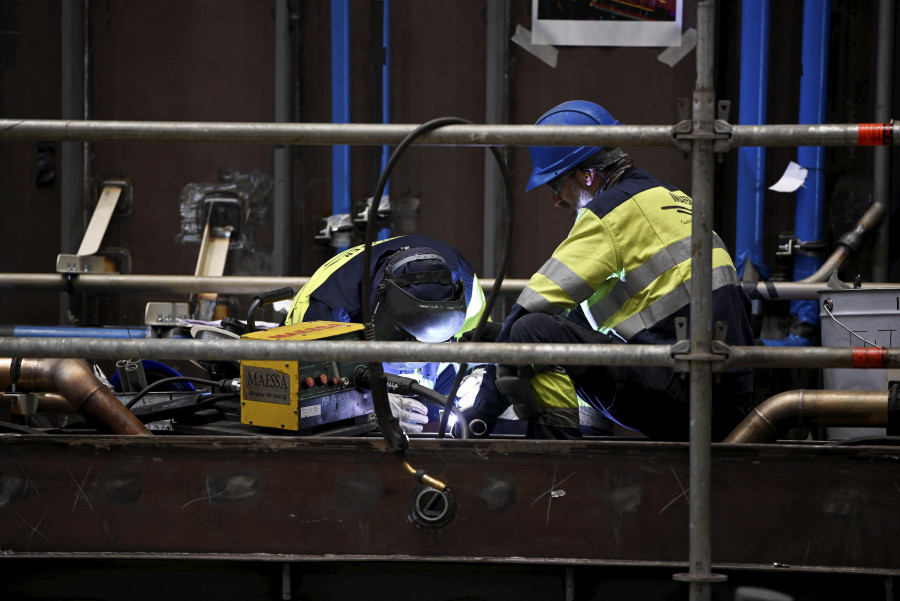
[526,100,621,192]
[372,247,467,343]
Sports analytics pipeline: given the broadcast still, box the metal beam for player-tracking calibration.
[1,434,897,575]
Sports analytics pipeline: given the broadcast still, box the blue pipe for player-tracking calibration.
[792,0,831,327]
[3,325,152,338]
[377,0,391,241]
[735,0,771,281]
[332,0,351,252]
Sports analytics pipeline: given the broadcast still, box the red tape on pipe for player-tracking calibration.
[858,123,893,146]
[851,347,887,368]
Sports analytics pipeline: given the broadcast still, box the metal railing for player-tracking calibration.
[0,336,896,371]
[0,119,894,148]
[4,273,900,299]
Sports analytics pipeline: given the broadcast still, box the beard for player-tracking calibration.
[575,185,595,211]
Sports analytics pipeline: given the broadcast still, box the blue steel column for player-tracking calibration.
[791,0,831,325]
[377,0,391,241]
[331,0,351,252]
[735,0,771,281]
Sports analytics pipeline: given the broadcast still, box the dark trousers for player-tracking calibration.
[506,312,752,442]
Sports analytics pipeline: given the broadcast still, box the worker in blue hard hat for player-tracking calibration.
[285,235,486,433]
[457,100,755,441]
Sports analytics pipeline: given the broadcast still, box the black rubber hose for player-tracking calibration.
[382,373,467,439]
[358,117,514,453]
[436,144,513,438]
[124,376,225,409]
[359,118,475,456]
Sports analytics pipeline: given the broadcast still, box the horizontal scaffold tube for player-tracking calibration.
[0,274,528,296]
[4,273,900,300]
[1,119,895,148]
[1,337,899,371]
[728,123,899,147]
[0,120,675,147]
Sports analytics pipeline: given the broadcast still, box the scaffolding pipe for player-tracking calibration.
[0,337,677,365]
[1,119,896,148]
[0,273,529,295]
[722,345,900,369]
[725,123,897,148]
[0,338,896,370]
[6,273,900,299]
[872,0,895,282]
[723,389,890,443]
[680,2,718,598]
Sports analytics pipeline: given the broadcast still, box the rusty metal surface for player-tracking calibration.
[1,435,898,574]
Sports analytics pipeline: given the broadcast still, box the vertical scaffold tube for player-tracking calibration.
[682,3,722,601]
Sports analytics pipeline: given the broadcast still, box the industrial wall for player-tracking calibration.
[0,1,895,329]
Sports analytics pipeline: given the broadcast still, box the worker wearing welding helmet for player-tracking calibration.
[285,235,486,432]
[458,100,755,441]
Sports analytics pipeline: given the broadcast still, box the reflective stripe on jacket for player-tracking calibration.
[515,168,741,344]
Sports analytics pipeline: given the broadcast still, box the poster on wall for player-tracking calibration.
[531,0,682,47]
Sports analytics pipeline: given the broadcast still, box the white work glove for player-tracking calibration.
[388,393,429,434]
[454,368,485,410]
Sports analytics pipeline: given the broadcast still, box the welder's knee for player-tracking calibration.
[495,365,579,429]
[506,312,561,344]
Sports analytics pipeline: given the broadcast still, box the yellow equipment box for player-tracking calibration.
[240,321,374,432]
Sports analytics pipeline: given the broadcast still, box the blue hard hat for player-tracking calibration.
[526,100,621,192]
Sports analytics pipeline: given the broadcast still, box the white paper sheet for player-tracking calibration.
[769,161,808,193]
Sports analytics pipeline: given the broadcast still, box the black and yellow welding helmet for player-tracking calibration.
[372,247,466,343]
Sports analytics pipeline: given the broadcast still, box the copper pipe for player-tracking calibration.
[0,358,151,435]
[799,202,886,283]
[724,389,888,444]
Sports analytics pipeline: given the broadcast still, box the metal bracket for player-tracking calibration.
[314,214,353,248]
[671,98,735,154]
[190,196,242,321]
[671,317,691,373]
[6,392,40,417]
[671,119,693,153]
[144,302,191,327]
[672,126,732,145]
[353,195,391,228]
[776,234,827,263]
[671,317,731,372]
[714,320,728,342]
[103,179,134,216]
[56,180,132,274]
[56,254,109,274]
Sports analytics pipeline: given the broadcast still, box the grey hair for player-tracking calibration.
[578,147,629,171]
